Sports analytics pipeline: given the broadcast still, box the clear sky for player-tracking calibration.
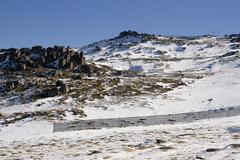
[0,0,239,48]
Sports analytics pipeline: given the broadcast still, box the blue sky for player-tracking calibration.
[0,0,239,48]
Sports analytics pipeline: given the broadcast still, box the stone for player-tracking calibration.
[54,46,66,53]
[53,70,63,77]
[71,108,84,116]
[59,58,67,68]
[56,80,69,93]
[9,49,21,61]
[119,30,139,38]
[60,84,69,94]
[16,63,26,71]
[38,56,45,65]
[24,56,35,68]
[64,53,71,63]
[113,70,123,76]
[20,48,30,54]
[206,148,220,152]
[31,45,43,53]
[72,74,82,80]
[229,43,240,49]
[80,64,92,76]
[6,81,19,91]
[52,52,57,60]
[73,52,84,65]
[47,87,59,97]
[67,62,74,70]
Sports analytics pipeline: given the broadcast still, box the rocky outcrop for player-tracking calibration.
[0,46,86,71]
[56,80,69,94]
[6,81,19,91]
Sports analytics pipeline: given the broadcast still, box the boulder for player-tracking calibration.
[54,46,67,53]
[66,62,74,70]
[64,53,71,63]
[9,49,21,61]
[119,30,139,38]
[31,45,43,53]
[46,87,59,97]
[20,48,30,54]
[53,70,63,77]
[49,51,57,61]
[72,73,82,80]
[229,43,240,49]
[80,64,92,76]
[71,108,84,116]
[56,80,69,93]
[24,55,35,68]
[60,84,69,94]
[38,56,45,65]
[73,52,84,65]
[59,58,67,68]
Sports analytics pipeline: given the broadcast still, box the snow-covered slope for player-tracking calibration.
[78,31,240,119]
[80,32,240,73]
[1,31,240,160]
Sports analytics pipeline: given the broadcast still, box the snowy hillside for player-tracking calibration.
[81,31,239,73]
[79,31,240,119]
[1,31,240,159]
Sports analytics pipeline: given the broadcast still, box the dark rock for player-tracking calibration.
[56,80,64,87]
[23,55,35,68]
[155,139,166,144]
[59,58,67,68]
[16,63,26,71]
[229,43,240,49]
[49,51,57,61]
[87,150,102,155]
[54,46,67,53]
[46,87,59,97]
[53,70,63,77]
[80,64,92,76]
[6,81,19,91]
[71,108,84,116]
[119,30,139,38]
[38,56,46,65]
[72,74,82,80]
[196,156,205,159]
[230,37,240,43]
[73,51,85,65]
[9,49,21,61]
[42,51,48,58]
[66,62,74,70]
[20,48,30,54]
[206,148,220,152]
[113,70,123,76]
[94,46,102,52]
[31,45,43,53]
[158,146,175,151]
[219,51,238,58]
[56,80,69,93]
[64,53,71,63]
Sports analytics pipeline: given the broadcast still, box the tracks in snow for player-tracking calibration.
[54,106,240,132]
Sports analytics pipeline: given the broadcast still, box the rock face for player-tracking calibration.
[47,87,59,97]
[0,45,113,104]
[0,45,86,71]
[56,80,69,94]
[229,34,240,43]
[6,81,19,91]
